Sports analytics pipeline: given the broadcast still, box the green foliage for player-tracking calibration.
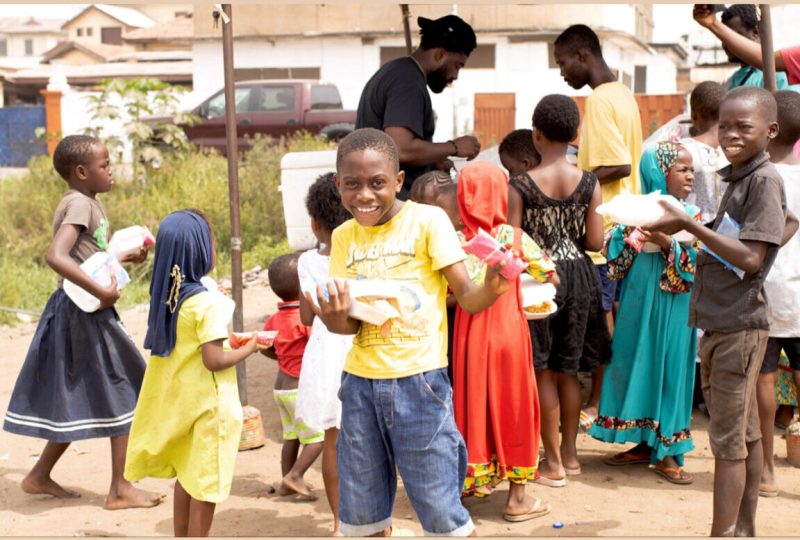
[84,77,198,180]
[0,132,333,324]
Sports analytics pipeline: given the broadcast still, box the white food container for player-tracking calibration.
[519,274,557,320]
[63,252,131,312]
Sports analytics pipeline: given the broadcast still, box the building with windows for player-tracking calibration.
[190,4,679,143]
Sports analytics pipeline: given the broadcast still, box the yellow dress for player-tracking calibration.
[124,292,242,503]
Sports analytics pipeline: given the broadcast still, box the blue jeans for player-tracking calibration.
[337,368,474,536]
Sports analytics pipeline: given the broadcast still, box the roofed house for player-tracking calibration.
[62,4,155,46]
[123,12,193,51]
[0,17,66,60]
[40,41,136,66]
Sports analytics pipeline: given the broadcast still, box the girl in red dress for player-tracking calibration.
[451,161,554,522]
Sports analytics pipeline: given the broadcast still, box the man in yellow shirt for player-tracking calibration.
[554,24,643,427]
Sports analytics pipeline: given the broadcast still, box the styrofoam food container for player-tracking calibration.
[347,279,402,326]
[520,274,557,320]
[63,252,131,312]
[595,192,683,228]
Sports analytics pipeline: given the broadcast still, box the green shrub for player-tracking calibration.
[0,132,332,324]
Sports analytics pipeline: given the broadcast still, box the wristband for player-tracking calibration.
[448,139,459,156]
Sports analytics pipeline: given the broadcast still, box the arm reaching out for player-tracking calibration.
[643,201,768,275]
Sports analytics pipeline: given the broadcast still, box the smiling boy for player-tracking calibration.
[307,128,513,536]
[645,86,797,536]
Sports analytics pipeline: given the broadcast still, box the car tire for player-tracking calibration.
[320,122,354,142]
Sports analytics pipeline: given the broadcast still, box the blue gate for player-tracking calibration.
[0,106,48,167]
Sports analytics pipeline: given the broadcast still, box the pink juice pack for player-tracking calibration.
[463,229,529,280]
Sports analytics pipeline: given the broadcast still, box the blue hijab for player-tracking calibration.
[144,210,213,357]
[639,140,681,196]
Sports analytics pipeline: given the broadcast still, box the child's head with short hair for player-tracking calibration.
[719,86,778,168]
[335,128,404,227]
[268,253,302,302]
[770,90,800,150]
[53,134,112,194]
[532,94,581,150]
[690,81,726,133]
[409,170,454,205]
[434,183,463,231]
[499,129,541,176]
[305,172,351,244]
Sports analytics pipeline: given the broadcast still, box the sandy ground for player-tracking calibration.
[2,283,800,537]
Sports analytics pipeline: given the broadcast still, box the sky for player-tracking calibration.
[0,3,84,19]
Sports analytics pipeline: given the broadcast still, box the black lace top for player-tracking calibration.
[509,170,597,263]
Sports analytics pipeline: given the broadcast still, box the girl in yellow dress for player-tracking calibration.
[124,210,265,536]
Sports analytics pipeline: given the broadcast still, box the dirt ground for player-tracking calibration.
[1,283,799,537]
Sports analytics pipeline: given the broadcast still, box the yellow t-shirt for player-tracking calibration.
[330,201,466,379]
[125,292,242,503]
[577,81,643,264]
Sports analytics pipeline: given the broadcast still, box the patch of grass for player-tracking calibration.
[0,133,331,324]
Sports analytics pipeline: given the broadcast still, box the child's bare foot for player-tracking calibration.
[21,473,80,499]
[104,481,165,510]
[281,473,317,500]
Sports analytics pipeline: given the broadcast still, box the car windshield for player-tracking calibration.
[310,85,342,110]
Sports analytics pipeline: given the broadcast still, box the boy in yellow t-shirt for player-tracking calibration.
[307,128,512,536]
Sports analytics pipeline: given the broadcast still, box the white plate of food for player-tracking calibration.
[519,274,557,320]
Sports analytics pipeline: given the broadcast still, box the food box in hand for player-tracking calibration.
[347,279,402,326]
[463,229,529,280]
[229,330,278,349]
[63,251,131,313]
[596,192,696,244]
[520,274,557,320]
[108,226,155,261]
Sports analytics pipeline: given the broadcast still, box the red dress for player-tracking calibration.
[452,162,541,496]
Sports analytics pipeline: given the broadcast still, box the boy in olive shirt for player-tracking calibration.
[646,86,798,536]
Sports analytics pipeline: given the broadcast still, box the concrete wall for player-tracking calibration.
[192,32,677,142]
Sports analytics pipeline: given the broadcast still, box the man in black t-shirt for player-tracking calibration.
[356,14,482,200]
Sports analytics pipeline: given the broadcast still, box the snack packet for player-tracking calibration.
[463,228,529,280]
[229,330,278,349]
[701,213,745,279]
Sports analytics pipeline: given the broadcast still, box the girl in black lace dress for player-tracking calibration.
[508,95,611,486]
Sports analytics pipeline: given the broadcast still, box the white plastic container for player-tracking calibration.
[108,225,155,261]
[520,274,557,320]
[63,252,131,312]
[280,150,337,251]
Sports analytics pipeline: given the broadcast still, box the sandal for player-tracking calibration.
[503,498,552,522]
[603,451,650,466]
[653,464,693,485]
[533,473,566,488]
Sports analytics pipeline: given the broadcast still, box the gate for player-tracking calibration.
[473,93,515,149]
[571,93,686,141]
[0,106,48,167]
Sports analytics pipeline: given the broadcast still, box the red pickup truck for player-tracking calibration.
[182,80,356,154]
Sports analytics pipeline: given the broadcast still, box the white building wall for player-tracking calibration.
[193,33,678,142]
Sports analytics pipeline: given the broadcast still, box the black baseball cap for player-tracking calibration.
[417,15,477,56]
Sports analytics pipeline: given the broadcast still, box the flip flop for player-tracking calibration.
[503,498,552,522]
[564,465,582,476]
[533,474,566,488]
[579,410,597,433]
[603,451,651,466]
[759,487,780,498]
[653,465,694,485]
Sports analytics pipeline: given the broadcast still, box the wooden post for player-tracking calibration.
[758,4,776,92]
[401,4,412,55]
[40,90,62,156]
[221,4,247,404]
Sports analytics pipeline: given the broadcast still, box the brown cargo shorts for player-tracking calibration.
[699,328,769,461]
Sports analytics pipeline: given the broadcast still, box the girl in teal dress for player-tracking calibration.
[589,141,700,484]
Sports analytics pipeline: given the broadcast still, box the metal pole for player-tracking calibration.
[221,3,247,404]
[401,4,412,55]
[758,4,776,92]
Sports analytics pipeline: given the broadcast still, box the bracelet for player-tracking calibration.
[448,139,459,156]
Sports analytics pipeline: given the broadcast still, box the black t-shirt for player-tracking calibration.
[356,57,436,195]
